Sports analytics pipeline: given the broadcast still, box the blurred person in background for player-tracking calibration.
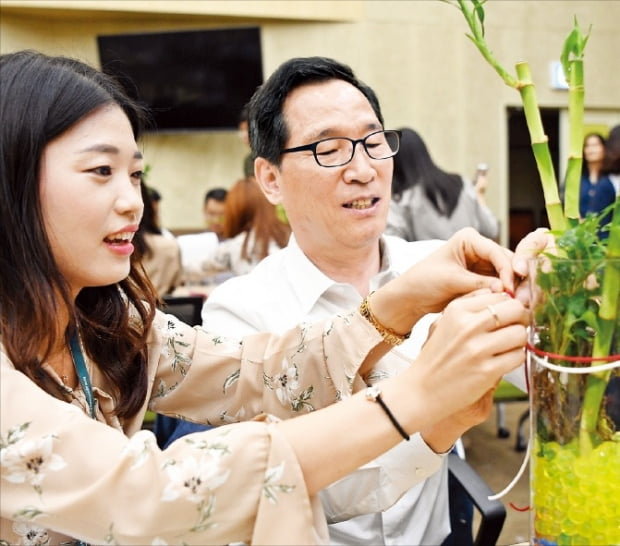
[603,124,620,194]
[600,125,620,422]
[203,187,228,240]
[205,176,291,277]
[386,127,498,242]
[171,187,228,283]
[146,185,174,239]
[579,132,616,238]
[239,103,255,178]
[135,183,183,296]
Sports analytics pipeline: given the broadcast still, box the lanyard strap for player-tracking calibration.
[69,333,96,418]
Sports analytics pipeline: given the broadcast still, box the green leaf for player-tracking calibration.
[560,26,579,76]
[581,309,600,331]
[560,17,592,76]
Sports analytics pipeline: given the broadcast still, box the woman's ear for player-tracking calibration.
[254,157,282,205]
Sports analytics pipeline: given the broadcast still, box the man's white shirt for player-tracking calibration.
[201,234,450,545]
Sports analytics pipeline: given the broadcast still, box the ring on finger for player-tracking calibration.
[486,304,501,329]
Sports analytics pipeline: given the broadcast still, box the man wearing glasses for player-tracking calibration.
[200,57,479,545]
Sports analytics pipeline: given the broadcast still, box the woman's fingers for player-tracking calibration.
[416,292,527,404]
[444,290,528,332]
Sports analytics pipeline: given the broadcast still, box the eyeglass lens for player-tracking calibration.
[315,130,399,167]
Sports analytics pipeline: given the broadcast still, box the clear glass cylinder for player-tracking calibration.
[527,256,620,546]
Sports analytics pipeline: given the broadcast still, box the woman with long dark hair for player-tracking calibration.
[386,127,498,241]
[580,132,616,237]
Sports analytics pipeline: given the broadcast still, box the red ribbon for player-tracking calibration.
[526,342,620,363]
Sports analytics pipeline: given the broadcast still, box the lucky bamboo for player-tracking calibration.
[448,0,617,453]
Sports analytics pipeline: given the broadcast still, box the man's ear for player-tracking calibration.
[254,157,282,205]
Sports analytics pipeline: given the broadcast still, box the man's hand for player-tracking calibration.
[397,228,514,317]
[511,228,557,307]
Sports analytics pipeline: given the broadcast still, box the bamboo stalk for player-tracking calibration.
[515,62,566,232]
[564,59,584,223]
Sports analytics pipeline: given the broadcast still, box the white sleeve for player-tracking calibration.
[319,433,444,522]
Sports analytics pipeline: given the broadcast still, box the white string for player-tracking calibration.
[488,438,531,501]
[533,353,620,374]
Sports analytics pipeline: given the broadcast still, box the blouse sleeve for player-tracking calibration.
[148,308,383,425]
[1,307,382,544]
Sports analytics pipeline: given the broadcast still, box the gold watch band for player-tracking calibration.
[359,293,411,346]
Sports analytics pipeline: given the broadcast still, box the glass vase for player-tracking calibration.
[527,256,620,546]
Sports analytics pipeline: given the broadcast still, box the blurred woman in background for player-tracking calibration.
[205,176,291,276]
[134,182,183,295]
[580,132,616,238]
[386,127,498,242]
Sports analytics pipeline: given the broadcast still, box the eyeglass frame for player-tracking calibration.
[280,129,401,168]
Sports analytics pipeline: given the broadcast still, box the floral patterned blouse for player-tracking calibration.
[0,308,382,545]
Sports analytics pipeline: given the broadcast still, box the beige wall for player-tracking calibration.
[2,0,619,240]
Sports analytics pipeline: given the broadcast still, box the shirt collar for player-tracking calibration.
[283,234,398,315]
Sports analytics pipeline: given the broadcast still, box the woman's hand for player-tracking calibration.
[417,289,521,451]
[404,290,528,424]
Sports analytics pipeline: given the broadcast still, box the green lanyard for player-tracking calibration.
[69,334,95,546]
[69,333,96,419]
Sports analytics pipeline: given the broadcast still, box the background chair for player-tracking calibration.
[160,294,205,327]
[448,452,507,546]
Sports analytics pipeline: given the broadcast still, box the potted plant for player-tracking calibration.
[446,1,620,544]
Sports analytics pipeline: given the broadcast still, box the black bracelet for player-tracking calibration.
[365,386,410,441]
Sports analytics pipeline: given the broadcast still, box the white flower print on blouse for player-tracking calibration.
[263,461,295,504]
[161,436,231,533]
[162,454,229,503]
[264,360,315,412]
[11,521,50,546]
[1,423,66,495]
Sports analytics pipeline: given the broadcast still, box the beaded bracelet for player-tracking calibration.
[359,292,411,346]
[365,385,410,441]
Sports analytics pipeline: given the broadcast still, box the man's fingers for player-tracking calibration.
[452,228,516,293]
[513,228,555,278]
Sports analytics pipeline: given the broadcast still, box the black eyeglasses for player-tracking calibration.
[281,129,401,168]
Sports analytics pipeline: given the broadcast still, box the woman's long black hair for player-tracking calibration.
[0,50,157,419]
[391,127,463,217]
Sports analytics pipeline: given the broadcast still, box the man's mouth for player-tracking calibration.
[343,197,379,210]
[104,232,135,245]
